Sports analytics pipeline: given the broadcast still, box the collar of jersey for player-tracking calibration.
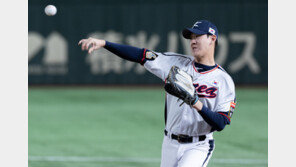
[193,62,219,74]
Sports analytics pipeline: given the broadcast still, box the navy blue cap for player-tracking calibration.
[182,20,219,43]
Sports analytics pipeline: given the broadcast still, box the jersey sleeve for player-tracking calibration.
[143,52,193,81]
[215,75,236,120]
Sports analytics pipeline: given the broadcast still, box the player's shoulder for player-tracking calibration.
[155,51,194,65]
[161,52,193,59]
[215,65,235,88]
[159,52,193,60]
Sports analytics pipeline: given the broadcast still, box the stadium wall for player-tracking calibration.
[28,0,267,85]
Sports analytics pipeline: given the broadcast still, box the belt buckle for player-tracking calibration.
[177,134,189,143]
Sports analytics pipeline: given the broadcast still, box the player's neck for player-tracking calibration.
[194,55,215,66]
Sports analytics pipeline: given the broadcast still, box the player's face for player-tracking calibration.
[190,34,213,58]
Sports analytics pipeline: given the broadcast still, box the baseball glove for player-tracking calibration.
[164,66,199,106]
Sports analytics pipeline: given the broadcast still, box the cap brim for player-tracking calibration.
[182,28,207,39]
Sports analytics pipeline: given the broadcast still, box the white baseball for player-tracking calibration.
[44,5,57,16]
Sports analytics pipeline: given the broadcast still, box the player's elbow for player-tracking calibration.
[216,114,231,131]
[215,124,226,131]
[213,114,230,131]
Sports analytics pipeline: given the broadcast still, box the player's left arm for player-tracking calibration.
[193,101,233,131]
[193,78,236,132]
[164,66,236,131]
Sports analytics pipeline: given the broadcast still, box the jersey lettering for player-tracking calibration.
[193,83,218,98]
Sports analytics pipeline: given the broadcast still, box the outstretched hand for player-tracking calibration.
[78,37,106,54]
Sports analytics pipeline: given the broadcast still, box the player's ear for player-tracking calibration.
[210,35,217,45]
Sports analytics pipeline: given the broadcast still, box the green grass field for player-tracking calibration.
[28,87,267,167]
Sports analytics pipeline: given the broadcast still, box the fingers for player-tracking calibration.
[78,39,85,46]
[88,43,96,54]
[88,47,94,54]
[82,40,89,51]
[86,41,93,50]
[78,38,89,49]
[78,38,102,54]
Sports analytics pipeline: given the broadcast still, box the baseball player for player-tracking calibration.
[79,20,236,167]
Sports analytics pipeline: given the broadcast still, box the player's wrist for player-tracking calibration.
[193,100,203,111]
[191,96,199,105]
[102,40,107,47]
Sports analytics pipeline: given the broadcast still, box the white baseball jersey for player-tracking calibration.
[144,51,236,137]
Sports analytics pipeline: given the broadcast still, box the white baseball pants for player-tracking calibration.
[160,135,215,167]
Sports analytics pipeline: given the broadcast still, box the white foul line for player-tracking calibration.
[29,156,267,165]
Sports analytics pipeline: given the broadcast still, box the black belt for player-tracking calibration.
[164,130,206,143]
